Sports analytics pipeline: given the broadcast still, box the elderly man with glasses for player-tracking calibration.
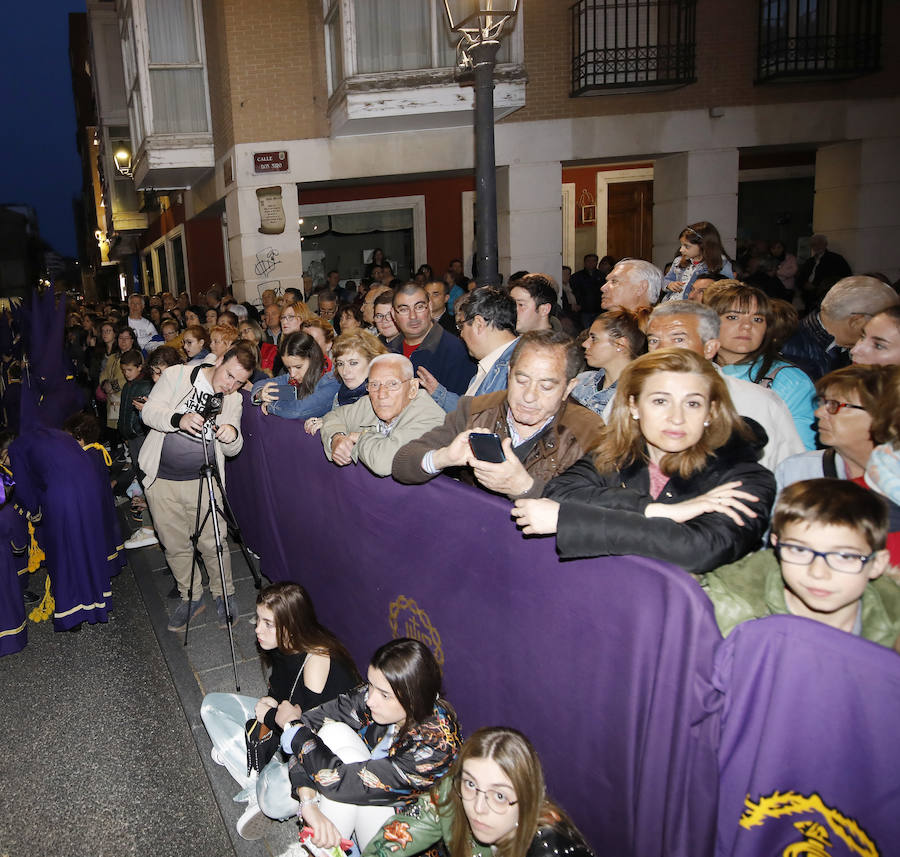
[388,283,475,398]
[319,354,444,477]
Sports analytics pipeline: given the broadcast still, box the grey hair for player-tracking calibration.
[231,303,248,321]
[820,276,900,321]
[617,259,664,304]
[649,301,721,343]
[367,353,414,381]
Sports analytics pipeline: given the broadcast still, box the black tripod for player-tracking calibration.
[184,415,262,691]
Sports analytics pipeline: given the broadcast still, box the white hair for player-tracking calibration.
[367,353,414,380]
[820,276,899,321]
[649,301,721,343]
[618,259,664,304]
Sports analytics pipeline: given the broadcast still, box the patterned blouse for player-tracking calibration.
[288,685,462,806]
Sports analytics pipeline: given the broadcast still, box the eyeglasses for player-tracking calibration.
[373,312,393,322]
[455,776,517,814]
[774,542,875,575]
[814,397,867,415]
[394,301,429,316]
[455,317,470,331]
[366,379,408,393]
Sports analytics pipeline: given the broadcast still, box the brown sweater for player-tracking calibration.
[391,390,605,498]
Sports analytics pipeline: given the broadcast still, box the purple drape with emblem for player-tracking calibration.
[713,615,900,857]
[226,399,721,856]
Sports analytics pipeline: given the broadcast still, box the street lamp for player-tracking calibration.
[114,146,133,177]
[443,0,519,288]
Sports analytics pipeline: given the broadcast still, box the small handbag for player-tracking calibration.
[245,654,308,775]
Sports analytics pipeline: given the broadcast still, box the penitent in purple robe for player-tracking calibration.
[0,488,28,657]
[9,428,121,631]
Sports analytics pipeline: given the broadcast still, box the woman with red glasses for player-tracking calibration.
[775,364,892,494]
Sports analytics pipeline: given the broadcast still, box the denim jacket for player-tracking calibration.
[250,370,340,420]
[569,369,617,416]
[431,337,518,413]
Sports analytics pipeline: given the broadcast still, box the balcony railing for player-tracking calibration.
[757,0,882,82]
[571,0,696,96]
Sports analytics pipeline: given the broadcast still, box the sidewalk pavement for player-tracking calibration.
[127,526,305,857]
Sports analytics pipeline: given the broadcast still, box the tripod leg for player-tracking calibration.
[184,476,210,647]
[200,466,241,692]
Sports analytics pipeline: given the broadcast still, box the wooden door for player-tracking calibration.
[607,181,653,261]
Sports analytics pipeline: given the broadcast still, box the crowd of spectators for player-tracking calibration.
[9,232,900,848]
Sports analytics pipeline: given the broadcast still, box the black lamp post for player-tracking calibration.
[443,1,519,288]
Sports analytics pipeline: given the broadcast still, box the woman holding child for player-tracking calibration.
[512,349,776,575]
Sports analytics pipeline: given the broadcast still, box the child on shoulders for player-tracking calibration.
[703,478,900,649]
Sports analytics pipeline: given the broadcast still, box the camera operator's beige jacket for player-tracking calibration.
[138,360,244,489]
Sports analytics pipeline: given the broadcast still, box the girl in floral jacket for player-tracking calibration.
[280,638,462,851]
[364,727,593,857]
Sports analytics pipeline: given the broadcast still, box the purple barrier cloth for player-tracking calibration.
[227,401,722,856]
[713,615,900,857]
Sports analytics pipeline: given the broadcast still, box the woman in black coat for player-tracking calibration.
[512,348,776,575]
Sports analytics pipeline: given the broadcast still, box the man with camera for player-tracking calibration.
[138,342,257,631]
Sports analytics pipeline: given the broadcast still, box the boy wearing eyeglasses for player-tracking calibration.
[702,478,900,649]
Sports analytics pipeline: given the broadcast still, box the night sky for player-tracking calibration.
[0,1,86,258]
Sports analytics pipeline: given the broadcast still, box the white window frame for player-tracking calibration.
[298,195,428,273]
[322,0,524,95]
[142,225,189,296]
[561,184,576,271]
[118,0,213,150]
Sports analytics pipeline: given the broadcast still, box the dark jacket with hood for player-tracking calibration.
[543,422,776,575]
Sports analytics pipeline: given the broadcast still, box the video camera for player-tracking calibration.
[198,392,224,422]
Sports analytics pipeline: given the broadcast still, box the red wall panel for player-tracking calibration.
[300,175,476,275]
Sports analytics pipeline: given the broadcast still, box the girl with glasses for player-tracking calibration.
[364,727,591,857]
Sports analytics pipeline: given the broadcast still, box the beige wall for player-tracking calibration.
[503,0,900,126]
[202,0,329,157]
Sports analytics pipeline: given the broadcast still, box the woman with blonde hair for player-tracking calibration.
[512,349,776,574]
[364,727,591,857]
[305,329,388,434]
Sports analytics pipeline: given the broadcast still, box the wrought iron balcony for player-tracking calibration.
[757,0,882,82]
[570,0,696,95]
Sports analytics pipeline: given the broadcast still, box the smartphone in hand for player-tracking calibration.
[271,385,298,401]
[468,432,506,463]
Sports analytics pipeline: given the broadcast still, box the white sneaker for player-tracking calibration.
[210,746,226,766]
[236,796,271,840]
[124,527,159,549]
